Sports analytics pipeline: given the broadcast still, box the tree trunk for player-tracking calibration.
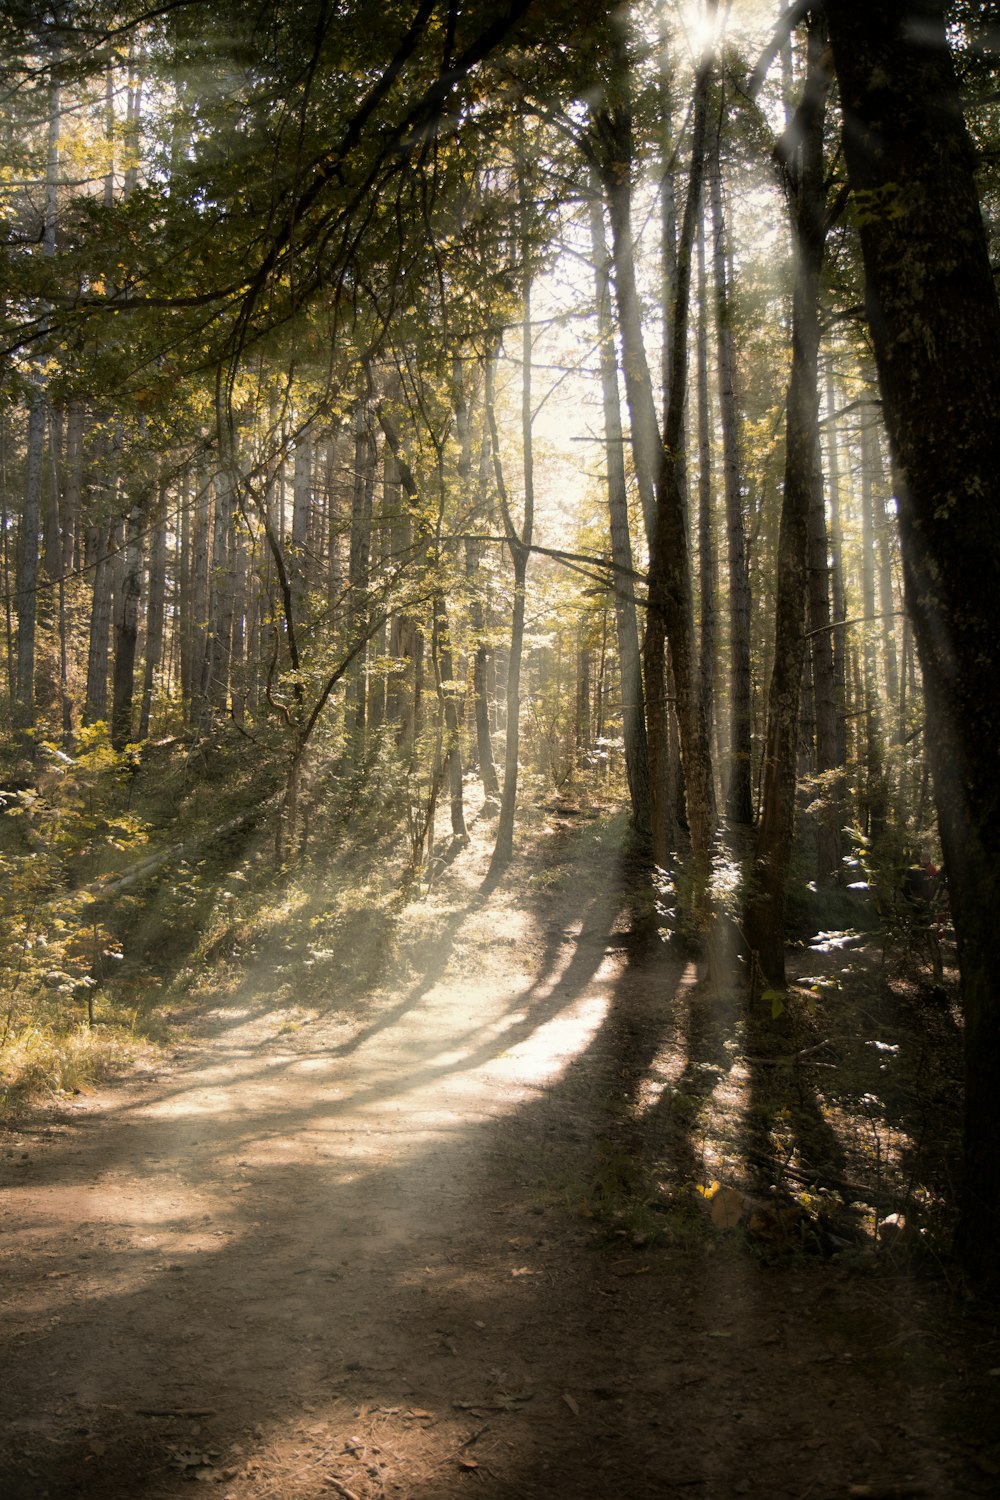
[595,37,715,892]
[645,51,716,918]
[710,122,753,826]
[486,303,532,878]
[83,524,114,727]
[807,405,841,885]
[745,14,831,987]
[189,473,212,728]
[15,397,46,737]
[695,201,715,771]
[825,0,1000,1282]
[823,363,850,780]
[14,69,59,741]
[139,485,168,740]
[345,406,375,759]
[858,407,888,839]
[455,360,500,800]
[291,427,313,617]
[111,505,144,750]
[588,180,650,835]
[432,587,467,840]
[208,475,234,719]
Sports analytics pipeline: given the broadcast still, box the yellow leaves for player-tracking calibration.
[697,1180,749,1231]
[710,1185,747,1230]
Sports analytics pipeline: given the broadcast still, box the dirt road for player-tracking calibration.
[2,821,998,1498]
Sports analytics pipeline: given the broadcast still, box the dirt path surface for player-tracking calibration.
[3,817,999,1499]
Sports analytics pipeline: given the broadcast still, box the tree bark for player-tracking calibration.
[744,14,831,987]
[485,308,532,878]
[710,121,753,826]
[695,200,715,772]
[111,504,145,750]
[83,523,114,727]
[807,406,841,884]
[859,406,887,840]
[345,406,375,759]
[594,34,716,892]
[455,359,500,800]
[588,181,650,835]
[825,0,1000,1282]
[139,484,168,740]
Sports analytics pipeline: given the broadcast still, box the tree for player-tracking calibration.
[745,12,832,989]
[825,0,1000,1282]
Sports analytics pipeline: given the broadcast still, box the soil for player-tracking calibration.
[2,805,999,1500]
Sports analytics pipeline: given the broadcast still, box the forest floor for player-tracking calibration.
[2,794,999,1500]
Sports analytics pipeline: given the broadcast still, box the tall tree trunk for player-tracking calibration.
[178,471,194,708]
[83,524,114,727]
[15,397,47,737]
[432,586,467,840]
[0,413,13,706]
[745,14,831,987]
[695,201,715,770]
[710,121,753,826]
[43,406,63,582]
[859,407,887,840]
[291,427,313,618]
[807,402,841,884]
[14,69,59,741]
[486,291,533,878]
[588,179,650,834]
[139,485,168,740]
[61,401,84,577]
[645,48,716,916]
[594,31,716,884]
[823,363,850,781]
[209,475,234,718]
[190,473,212,728]
[111,504,144,750]
[455,360,500,799]
[229,518,249,724]
[345,406,375,759]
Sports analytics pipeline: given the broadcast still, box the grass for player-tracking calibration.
[0,1017,147,1116]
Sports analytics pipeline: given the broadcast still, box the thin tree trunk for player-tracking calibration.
[190,473,212,728]
[588,179,650,834]
[229,519,249,724]
[486,312,532,877]
[14,69,59,740]
[62,401,84,576]
[710,123,753,825]
[860,406,887,839]
[345,406,375,759]
[432,587,467,840]
[455,360,500,799]
[291,428,313,618]
[807,396,841,884]
[2,412,15,705]
[645,49,717,916]
[111,504,144,750]
[43,406,62,581]
[83,524,114,727]
[745,14,831,988]
[595,38,714,873]
[209,475,234,718]
[139,484,168,740]
[824,362,849,776]
[15,397,46,736]
[695,201,715,767]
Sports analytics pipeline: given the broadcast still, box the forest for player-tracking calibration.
[2,3,1000,1496]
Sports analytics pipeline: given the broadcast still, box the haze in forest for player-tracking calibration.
[1,4,1000,1496]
